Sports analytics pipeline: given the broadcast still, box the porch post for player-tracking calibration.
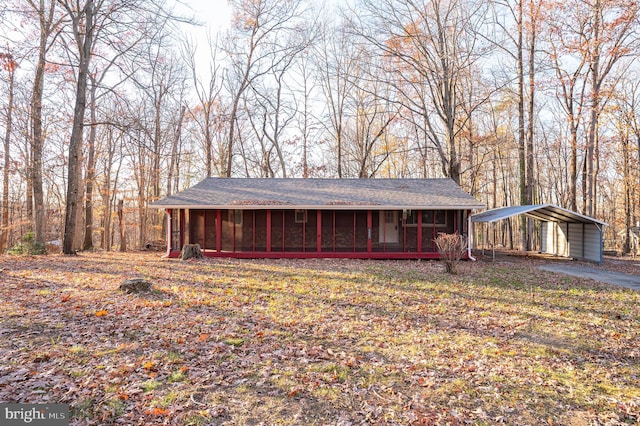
[165,209,172,257]
[417,210,423,253]
[317,210,322,252]
[367,210,372,253]
[183,209,190,245]
[332,211,336,251]
[353,211,356,252]
[216,209,221,252]
[232,211,236,253]
[302,214,306,252]
[266,209,271,253]
[252,211,256,251]
[180,210,186,248]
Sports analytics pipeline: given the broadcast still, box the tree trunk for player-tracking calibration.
[164,105,186,240]
[525,0,537,250]
[569,122,578,211]
[118,198,126,252]
[180,243,203,260]
[63,0,94,255]
[585,0,601,218]
[32,41,47,246]
[622,135,631,254]
[517,0,527,251]
[83,77,97,250]
[0,55,15,253]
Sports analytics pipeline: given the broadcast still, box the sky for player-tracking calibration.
[183,0,232,34]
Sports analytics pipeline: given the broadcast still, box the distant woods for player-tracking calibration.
[0,0,638,254]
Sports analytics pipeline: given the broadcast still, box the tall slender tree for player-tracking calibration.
[26,0,62,247]
[0,52,17,253]
[60,0,94,254]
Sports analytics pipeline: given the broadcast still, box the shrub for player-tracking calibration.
[8,232,47,255]
[434,232,467,274]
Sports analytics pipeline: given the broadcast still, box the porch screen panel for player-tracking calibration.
[355,211,368,252]
[271,210,284,252]
[253,210,267,252]
[408,228,419,252]
[204,210,216,250]
[371,211,380,251]
[171,209,181,251]
[334,211,354,252]
[239,211,254,252]
[221,210,233,251]
[190,210,205,248]
[321,212,334,252]
[304,210,317,252]
[420,210,450,252]
[284,210,304,252]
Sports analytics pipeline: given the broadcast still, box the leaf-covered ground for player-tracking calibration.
[0,252,639,425]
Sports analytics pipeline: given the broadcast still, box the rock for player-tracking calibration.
[143,240,166,251]
[119,278,153,294]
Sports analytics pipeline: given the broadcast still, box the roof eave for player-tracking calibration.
[151,204,486,210]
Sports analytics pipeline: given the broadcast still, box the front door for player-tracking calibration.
[379,211,399,244]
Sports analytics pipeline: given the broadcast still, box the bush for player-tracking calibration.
[434,232,467,274]
[8,232,47,255]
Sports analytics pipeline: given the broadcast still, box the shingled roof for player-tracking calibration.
[151,178,485,210]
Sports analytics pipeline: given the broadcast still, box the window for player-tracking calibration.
[229,209,243,226]
[384,211,395,224]
[295,209,307,223]
[422,210,447,225]
[403,210,447,226]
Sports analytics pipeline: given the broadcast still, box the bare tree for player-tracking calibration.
[222,0,308,177]
[182,34,224,178]
[582,0,639,217]
[546,18,588,212]
[354,0,490,185]
[0,52,17,252]
[315,20,359,178]
[23,0,63,247]
[59,0,95,254]
[491,0,542,249]
[245,23,314,178]
[58,0,192,253]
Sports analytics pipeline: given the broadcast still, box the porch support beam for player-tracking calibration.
[353,211,356,252]
[367,210,372,253]
[317,210,322,252]
[417,210,423,253]
[165,209,172,257]
[266,209,272,253]
[216,209,221,252]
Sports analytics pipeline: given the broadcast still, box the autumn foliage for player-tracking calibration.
[0,252,638,424]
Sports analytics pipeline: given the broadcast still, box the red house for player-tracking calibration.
[152,178,485,259]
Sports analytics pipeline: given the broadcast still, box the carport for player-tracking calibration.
[471,204,607,263]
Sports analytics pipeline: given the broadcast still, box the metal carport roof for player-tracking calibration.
[471,204,607,227]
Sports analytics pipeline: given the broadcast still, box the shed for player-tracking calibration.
[151,177,485,259]
[471,204,607,263]
[617,227,639,256]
